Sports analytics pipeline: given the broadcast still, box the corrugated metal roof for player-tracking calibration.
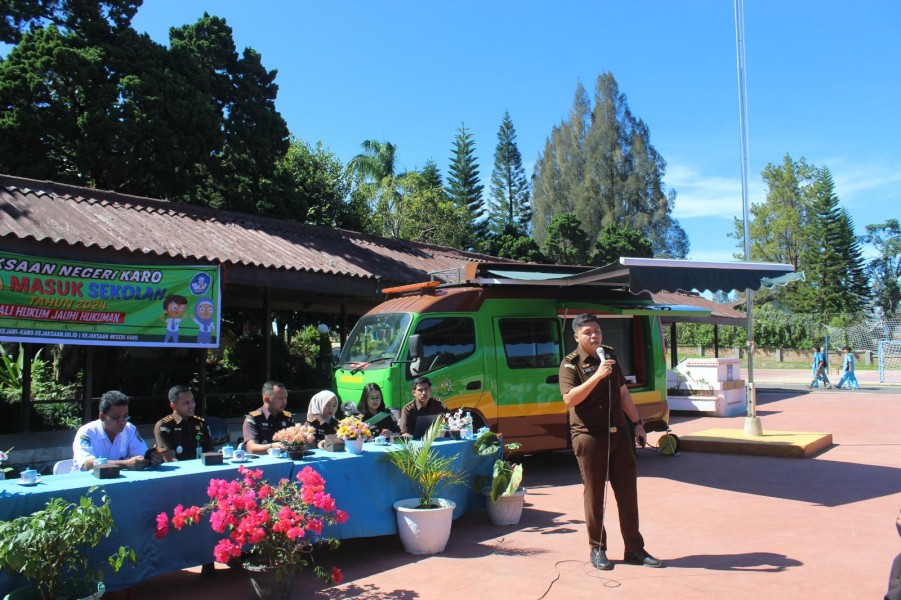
[0,174,504,287]
[651,290,747,326]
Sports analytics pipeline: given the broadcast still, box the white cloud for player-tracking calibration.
[825,157,901,207]
[666,163,766,221]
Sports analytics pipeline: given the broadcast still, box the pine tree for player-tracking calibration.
[531,73,687,258]
[447,122,486,250]
[488,110,531,235]
[420,159,443,189]
[792,168,870,314]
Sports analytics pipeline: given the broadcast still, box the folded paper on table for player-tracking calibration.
[365,412,392,426]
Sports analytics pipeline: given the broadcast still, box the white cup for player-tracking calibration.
[233,449,246,461]
[20,468,38,483]
[221,444,234,459]
[267,447,283,458]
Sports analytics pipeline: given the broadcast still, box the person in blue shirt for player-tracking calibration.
[836,346,859,390]
[808,346,832,389]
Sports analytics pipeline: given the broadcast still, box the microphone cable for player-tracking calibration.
[591,347,615,569]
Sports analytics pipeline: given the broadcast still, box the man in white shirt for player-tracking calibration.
[72,390,149,471]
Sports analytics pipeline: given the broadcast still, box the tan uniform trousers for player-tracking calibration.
[572,427,644,554]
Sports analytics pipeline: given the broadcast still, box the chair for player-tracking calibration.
[204,415,230,447]
[53,459,74,475]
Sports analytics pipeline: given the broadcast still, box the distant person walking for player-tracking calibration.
[809,346,832,389]
[836,346,859,390]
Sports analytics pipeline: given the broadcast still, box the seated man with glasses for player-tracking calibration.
[72,389,150,471]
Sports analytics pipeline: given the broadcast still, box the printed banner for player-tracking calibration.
[0,251,221,348]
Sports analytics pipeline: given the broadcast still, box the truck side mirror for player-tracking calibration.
[408,334,423,358]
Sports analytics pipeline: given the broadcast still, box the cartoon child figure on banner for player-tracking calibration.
[193,298,216,344]
[161,294,188,343]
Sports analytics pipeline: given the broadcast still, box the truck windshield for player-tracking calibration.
[338,313,412,368]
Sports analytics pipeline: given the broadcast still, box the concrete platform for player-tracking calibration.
[679,428,833,458]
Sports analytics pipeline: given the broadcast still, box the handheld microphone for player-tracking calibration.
[597,347,612,361]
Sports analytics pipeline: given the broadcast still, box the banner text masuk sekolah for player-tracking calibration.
[0,252,220,348]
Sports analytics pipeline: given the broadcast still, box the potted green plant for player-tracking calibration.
[0,487,136,600]
[382,414,467,554]
[474,430,526,525]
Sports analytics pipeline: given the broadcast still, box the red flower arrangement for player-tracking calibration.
[156,465,347,585]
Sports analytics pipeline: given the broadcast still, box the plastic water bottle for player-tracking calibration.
[463,411,473,440]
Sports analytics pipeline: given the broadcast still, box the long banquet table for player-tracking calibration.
[0,438,491,594]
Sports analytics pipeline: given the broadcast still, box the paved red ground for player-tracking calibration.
[123,378,901,600]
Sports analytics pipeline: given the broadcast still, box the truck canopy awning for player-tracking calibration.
[556,302,712,318]
[473,257,797,294]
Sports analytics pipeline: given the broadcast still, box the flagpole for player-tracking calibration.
[734,0,762,436]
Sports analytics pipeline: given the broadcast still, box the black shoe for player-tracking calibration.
[624,550,663,568]
[590,547,613,570]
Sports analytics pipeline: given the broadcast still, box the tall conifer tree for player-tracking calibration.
[531,73,687,258]
[447,122,485,250]
[488,110,531,235]
[791,168,870,314]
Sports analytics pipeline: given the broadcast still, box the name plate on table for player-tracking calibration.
[93,464,120,479]
[201,452,223,466]
[321,435,345,452]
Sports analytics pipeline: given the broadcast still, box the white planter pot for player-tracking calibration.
[4,580,105,600]
[392,497,456,555]
[486,488,527,525]
[345,437,364,455]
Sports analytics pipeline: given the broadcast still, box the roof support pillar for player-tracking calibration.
[264,287,272,381]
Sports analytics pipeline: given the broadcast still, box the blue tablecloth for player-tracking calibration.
[0,439,490,594]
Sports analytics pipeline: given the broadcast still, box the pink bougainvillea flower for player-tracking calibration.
[156,463,344,585]
[154,512,170,539]
[331,566,343,584]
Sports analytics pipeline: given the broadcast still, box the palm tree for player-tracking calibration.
[347,140,398,198]
[347,140,404,238]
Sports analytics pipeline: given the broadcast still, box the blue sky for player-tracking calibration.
[19,1,901,261]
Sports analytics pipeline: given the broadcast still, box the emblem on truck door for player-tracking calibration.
[437,378,454,396]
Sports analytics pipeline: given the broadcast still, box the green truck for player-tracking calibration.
[334,259,793,454]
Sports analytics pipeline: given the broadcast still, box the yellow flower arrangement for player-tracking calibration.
[336,416,372,441]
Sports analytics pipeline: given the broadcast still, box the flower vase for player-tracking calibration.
[345,437,364,455]
[245,564,292,600]
[286,446,307,460]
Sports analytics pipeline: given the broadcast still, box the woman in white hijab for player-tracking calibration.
[306,390,339,442]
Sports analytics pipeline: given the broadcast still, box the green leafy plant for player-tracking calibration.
[0,345,37,390]
[382,414,466,508]
[474,430,524,501]
[0,487,136,600]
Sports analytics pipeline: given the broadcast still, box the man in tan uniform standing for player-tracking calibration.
[559,313,662,571]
